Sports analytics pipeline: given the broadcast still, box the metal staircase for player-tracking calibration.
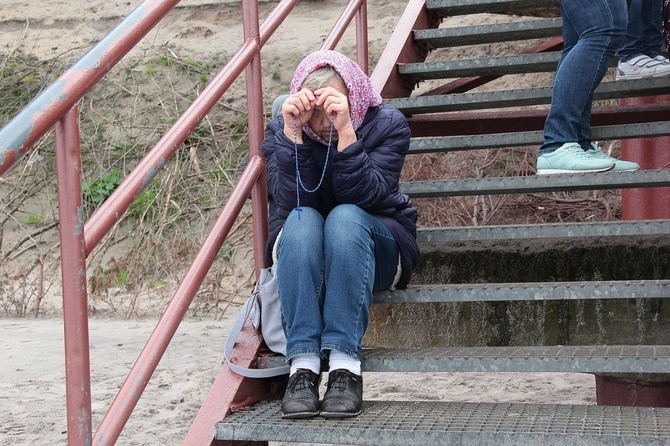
[216,0,670,443]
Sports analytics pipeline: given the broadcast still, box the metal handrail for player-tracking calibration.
[0,0,182,177]
[0,0,370,445]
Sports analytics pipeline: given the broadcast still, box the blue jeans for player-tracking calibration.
[619,0,665,61]
[540,0,628,155]
[276,205,399,362]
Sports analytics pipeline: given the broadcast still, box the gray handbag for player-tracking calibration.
[224,264,289,377]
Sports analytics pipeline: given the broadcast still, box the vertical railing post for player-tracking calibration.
[55,105,93,446]
[356,0,369,74]
[243,0,269,278]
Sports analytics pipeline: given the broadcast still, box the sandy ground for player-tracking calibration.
[1,1,596,445]
[0,317,596,446]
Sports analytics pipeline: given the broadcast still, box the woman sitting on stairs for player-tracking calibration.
[260,49,420,419]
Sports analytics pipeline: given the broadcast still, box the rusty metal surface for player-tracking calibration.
[370,0,438,98]
[183,324,281,446]
[55,107,93,446]
[621,95,670,221]
[92,156,266,446]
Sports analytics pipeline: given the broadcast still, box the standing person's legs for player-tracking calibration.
[620,0,647,61]
[617,0,670,78]
[543,0,627,152]
[537,0,627,174]
[640,0,666,58]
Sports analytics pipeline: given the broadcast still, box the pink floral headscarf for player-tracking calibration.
[289,50,382,144]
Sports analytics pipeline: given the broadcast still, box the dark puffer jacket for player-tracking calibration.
[261,104,420,289]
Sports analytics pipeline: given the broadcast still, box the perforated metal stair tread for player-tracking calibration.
[361,345,670,373]
[416,219,670,244]
[373,280,670,304]
[386,78,670,115]
[215,400,670,445]
[256,345,670,374]
[400,169,670,197]
[414,17,562,47]
[407,121,670,153]
[399,52,561,79]
[427,0,555,16]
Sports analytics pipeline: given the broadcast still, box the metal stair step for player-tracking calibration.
[256,345,670,374]
[415,17,562,48]
[427,0,556,16]
[373,280,670,304]
[399,169,670,197]
[387,78,670,115]
[408,121,670,153]
[216,400,670,445]
[399,52,561,80]
[361,345,670,373]
[417,219,670,245]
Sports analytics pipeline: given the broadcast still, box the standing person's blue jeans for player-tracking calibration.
[619,0,665,61]
[540,0,628,155]
[276,205,399,362]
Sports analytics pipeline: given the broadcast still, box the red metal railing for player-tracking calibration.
[0,1,369,445]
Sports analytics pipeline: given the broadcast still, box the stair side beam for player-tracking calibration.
[370,0,439,98]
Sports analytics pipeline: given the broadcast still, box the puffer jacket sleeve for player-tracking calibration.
[329,106,410,208]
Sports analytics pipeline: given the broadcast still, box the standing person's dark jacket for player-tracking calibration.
[261,103,419,289]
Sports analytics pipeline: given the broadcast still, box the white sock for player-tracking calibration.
[328,349,361,375]
[289,354,321,375]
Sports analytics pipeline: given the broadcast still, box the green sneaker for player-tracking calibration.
[537,143,615,175]
[585,143,640,172]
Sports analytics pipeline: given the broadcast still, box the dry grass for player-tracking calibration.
[0,44,256,318]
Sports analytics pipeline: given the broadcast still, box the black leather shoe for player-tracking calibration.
[281,369,321,419]
[320,369,362,418]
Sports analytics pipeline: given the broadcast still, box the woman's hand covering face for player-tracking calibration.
[281,83,355,149]
[281,88,318,129]
[312,85,352,137]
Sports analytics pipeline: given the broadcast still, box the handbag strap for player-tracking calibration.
[223,290,290,378]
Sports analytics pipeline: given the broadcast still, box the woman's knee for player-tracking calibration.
[324,204,367,231]
[280,207,324,251]
[323,205,373,250]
